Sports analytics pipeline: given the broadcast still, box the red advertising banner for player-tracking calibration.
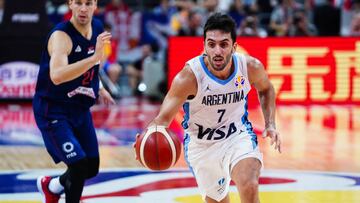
[168,37,360,105]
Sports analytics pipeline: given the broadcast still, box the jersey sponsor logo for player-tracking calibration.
[75,45,82,53]
[235,75,245,89]
[62,142,77,159]
[201,90,244,106]
[67,86,95,99]
[62,142,74,153]
[195,122,238,140]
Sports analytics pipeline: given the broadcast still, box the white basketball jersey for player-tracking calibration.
[182,53,254,143]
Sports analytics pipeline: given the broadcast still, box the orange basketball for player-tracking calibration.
[135,126,182,171]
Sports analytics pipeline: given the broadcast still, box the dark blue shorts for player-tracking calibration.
[33,97,99,165]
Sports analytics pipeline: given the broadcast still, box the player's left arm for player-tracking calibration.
[247,55,281,153]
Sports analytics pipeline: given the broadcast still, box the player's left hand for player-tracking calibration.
[262,126,281,153]
[99,87,115,105]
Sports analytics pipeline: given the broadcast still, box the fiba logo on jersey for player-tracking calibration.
[235,75,245,89]
[62,142,77,159]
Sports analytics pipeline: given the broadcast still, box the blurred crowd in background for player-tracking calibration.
[0,0,359,100]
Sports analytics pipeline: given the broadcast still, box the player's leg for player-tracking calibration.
[231,157,261,203]
[74,111,100,179]
[35,114,88,203]
[226,129,263,203]
[184,135,231,203]
[60,158,90,203]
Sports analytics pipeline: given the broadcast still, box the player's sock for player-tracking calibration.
[48,177,64,194]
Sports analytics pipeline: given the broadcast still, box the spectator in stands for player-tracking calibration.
[177,10,203,36]
[142,0,179,64]
[238,14,268,37]
[46,0,69,25]
[350,13,360,36]
[104,0,143,64]
[256,0,275,28]
[313,0,340,36]
[228,0,245,30]
[269,0,300,36]
[198,0,220,25]
[288,9,317,36]
[168,0,195,33]
[341,0,360,36]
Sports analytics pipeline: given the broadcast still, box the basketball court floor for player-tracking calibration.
[0,97,359,203]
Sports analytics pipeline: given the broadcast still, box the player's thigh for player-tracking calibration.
[37,117,87,164]
[230,157,261,186]
[75,111,99,158]
[189,151,230,202]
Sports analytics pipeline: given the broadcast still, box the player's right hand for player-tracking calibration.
[133,133,140,160]
[93,31,112,62]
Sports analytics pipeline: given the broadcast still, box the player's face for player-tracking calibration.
[204,30,236,72]
[69,0,97,25]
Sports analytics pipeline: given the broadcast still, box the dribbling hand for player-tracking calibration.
[262,126,281,153]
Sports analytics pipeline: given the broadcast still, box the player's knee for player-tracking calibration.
[240,178,259,194]
[68,158,89,180]
[86,157,99,179]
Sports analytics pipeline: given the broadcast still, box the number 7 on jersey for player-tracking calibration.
[217,109,226,123]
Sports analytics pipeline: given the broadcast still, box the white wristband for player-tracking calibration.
[99,80,104,89]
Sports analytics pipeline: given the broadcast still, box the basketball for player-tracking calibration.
[135,126,182,171]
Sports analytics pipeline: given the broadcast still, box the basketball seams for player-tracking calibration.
[138,126,180,170]
[139,128,154,169]
[157,127,177,168]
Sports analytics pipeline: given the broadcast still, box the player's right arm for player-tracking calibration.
[133,65,196,160]
[150,65,197,127]
[48,31,111,85]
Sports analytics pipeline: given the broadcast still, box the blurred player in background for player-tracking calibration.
[32,0,114,202]
[136,13,281,203]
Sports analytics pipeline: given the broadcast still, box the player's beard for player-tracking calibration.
[207,52,232,72]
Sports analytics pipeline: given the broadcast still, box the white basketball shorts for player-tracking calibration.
[184,131,263,202]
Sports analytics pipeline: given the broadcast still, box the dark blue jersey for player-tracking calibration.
[34,19,104,110]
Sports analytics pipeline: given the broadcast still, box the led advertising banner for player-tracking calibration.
[168,37,360,105]
[0,0,49,99]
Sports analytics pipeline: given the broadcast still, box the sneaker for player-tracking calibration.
[37,176,61,203]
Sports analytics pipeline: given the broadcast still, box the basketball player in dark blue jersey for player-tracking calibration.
[33,0,114,202]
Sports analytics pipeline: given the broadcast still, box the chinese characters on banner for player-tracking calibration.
[168,37,360,105]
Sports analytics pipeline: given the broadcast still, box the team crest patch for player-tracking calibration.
[235,75,245,89]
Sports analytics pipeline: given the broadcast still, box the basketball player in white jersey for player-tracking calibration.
[136,13,281,203]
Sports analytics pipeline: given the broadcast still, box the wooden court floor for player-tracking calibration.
[0,99,359,202]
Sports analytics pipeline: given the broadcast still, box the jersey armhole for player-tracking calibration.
[185,62,201,102]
